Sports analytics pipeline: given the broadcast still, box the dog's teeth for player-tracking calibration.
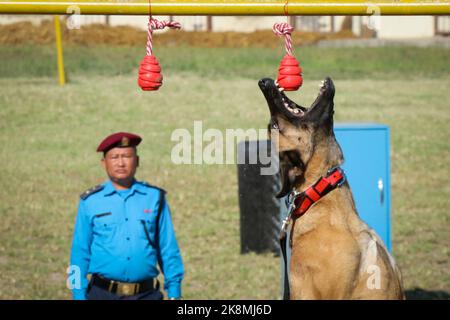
[293,109,299,114]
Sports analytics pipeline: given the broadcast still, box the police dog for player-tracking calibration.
[258,77,404,299]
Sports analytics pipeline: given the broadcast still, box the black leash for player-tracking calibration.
[279,193,297,300]
[280,229,290,300]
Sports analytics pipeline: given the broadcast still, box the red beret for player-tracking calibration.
[97,132,142,153]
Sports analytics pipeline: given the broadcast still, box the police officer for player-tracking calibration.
[70,132,184,300]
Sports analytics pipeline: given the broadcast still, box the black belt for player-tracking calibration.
[91,274,157,296]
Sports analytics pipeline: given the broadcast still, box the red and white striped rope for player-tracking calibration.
[273,22,294,56]
[146,18,181,56]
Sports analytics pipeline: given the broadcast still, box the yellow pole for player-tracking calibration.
[53,15,66,86]
[0,0,449,16]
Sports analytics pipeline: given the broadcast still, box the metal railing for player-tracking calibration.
[0,0,449,16]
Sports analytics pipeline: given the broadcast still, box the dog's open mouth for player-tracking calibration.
[259,77,334,119]
[274,79,307,116]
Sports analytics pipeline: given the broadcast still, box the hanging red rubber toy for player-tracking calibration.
[273,23,303,91]
[138,18,181,91]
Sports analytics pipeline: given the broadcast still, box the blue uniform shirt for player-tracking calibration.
[70,180,184,300]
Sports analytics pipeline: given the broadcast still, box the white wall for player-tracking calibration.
[212,16,283,32]
[108,15,161,30]
[334,16,347,31]
[0,14,51,25]
[170,16,209,31]
[377,16,435,38]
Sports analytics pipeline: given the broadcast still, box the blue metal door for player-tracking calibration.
[334,123,392,251]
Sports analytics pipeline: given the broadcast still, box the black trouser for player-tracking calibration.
[87,279,163,300]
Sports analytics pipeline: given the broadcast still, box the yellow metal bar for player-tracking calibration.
[54,15,66,86]
[0,0,449,16]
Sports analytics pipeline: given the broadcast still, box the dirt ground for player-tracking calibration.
[0,19,358,47]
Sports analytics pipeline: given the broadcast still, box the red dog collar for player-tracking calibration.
[290,167,346,217]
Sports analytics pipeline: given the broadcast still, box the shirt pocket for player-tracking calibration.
[92,212,118,236]
[138,215,158,247]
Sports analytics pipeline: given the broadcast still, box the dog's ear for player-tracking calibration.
[277,150,304,198]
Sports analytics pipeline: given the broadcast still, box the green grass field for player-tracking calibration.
[0,45,449,299]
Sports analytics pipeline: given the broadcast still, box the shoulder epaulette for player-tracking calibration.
[140,181,166,194]
[80,184,104,200]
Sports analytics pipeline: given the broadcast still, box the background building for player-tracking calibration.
[0,14,449,38]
